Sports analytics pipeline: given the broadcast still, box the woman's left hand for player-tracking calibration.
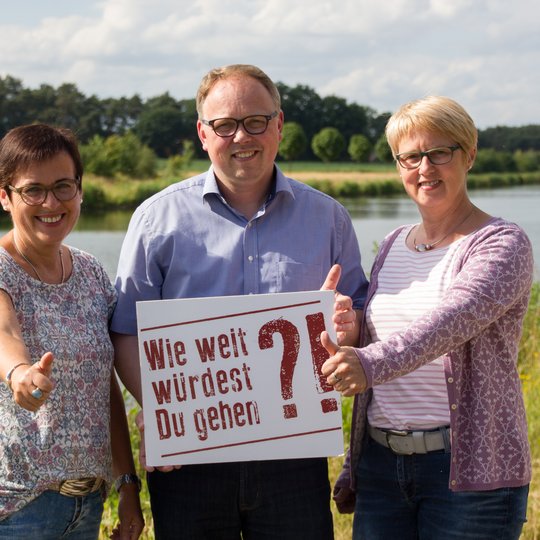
[321,331,367,397]
[110,484,145,539]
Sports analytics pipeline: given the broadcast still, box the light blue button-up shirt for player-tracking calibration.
[111,166,368,335]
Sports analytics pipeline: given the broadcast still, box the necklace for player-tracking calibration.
[13,236,65,283]
[413,207,475,252]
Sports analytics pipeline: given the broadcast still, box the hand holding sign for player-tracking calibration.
[135,410,181,472]
[320,264,359,346]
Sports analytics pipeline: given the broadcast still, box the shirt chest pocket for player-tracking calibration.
[276,261,323,292]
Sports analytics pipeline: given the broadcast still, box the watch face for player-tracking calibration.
[115,474,141,492]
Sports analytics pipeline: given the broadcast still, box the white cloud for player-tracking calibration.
[0,0,539,128]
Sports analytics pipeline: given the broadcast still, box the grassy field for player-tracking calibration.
[100,283,540,539]
[80,161,540,211]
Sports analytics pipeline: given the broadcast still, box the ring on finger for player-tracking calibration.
[332,372,342,383]
[31,387,43,399]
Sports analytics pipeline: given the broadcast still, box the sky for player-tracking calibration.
[1,0,539,129]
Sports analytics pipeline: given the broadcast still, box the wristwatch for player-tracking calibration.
[114,473,142,493]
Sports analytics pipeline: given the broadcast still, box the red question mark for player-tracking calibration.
[258,318,300,419]
[306,312,338,413]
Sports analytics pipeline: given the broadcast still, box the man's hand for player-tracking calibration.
[136,410,181,472]
[320,264,360,346]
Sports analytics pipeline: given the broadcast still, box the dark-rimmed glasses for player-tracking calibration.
[201,111,278,137]
[8,178,81,206]
[396,145,461,170]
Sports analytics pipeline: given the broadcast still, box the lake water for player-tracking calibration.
[4,185,538,280]
[348,185,540,275]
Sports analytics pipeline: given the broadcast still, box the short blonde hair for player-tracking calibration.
[385,96,478,157]
[196,64,281,118]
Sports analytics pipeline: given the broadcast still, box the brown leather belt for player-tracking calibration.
[368,425,451,455]
[49,477,105,497]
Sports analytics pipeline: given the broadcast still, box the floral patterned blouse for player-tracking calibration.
[0,246,117,520]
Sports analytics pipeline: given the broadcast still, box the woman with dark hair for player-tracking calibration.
[0,124,144,539]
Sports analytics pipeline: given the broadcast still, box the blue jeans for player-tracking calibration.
[353,436,529,540]
[0,489,103,539]
[147,458,334,539]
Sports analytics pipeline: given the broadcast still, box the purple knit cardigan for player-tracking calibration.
[339,217,533,498]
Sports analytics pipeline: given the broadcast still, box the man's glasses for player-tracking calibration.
[8,178,81,206]
[395,145,462,170]
[201,111,278,138]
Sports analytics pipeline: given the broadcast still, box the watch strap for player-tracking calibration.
[114,473,142,492]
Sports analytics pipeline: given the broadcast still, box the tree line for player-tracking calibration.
[1,74,540,177]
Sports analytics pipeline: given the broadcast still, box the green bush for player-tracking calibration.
[81,181,107,210]
[163,140,196,178]
[81,132,158,178]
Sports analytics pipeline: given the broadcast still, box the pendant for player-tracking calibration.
[414,243,433,252]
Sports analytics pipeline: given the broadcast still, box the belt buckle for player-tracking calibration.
[385,429,414,455]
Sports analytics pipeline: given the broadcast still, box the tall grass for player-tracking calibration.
[99,284,539,539]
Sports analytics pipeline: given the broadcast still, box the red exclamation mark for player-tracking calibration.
[306,312,338,413]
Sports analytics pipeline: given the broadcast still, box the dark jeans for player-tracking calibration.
[147,458,334,540]
[0,490,103,539]
[353,436,529,540]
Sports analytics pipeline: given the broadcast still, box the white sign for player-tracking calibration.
[136,290,343,467]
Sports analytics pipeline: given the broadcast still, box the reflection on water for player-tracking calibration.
[1,186,538,281]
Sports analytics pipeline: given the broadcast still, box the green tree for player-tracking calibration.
[279,122,308,161]
[348,134,372,162]
[311,127,346,162]
[0,75,27,135]
[81,132,157,178]
[100,95,144,137]
[374,134,393,163]
[134,93,186,157]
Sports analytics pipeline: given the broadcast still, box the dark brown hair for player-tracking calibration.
[0,123,83,190]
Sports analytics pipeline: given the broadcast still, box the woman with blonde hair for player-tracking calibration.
[324,96,533,539]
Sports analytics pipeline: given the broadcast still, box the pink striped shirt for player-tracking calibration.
[366,226,466,430]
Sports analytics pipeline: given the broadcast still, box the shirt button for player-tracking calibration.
[447,377,454,383]
[451,403,457,410]
[451,480,456,486]
[248,255,254,262]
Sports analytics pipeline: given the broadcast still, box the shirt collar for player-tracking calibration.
[202,164,295,203]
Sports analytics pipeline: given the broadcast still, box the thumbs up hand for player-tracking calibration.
[320,332,367,397]
[320,264,360,346]
[10,352,55,412]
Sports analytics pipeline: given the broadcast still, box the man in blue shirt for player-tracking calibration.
[112,64,368,539]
